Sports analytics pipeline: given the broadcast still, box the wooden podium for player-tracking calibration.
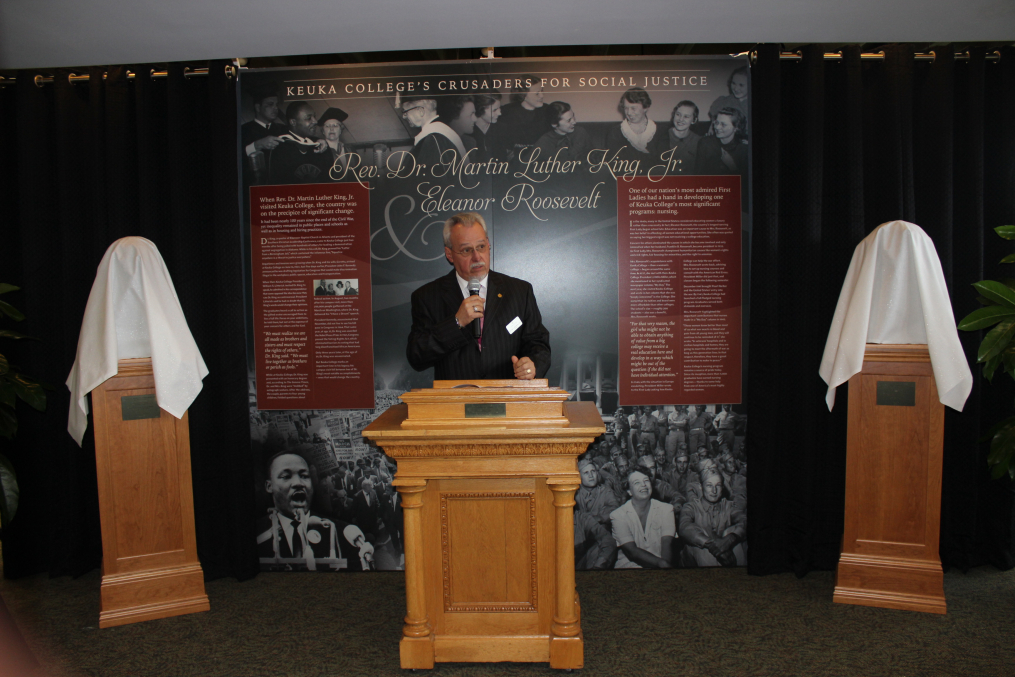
[833,345,947,614]
[362,380,604,670]
[90,358,210,628]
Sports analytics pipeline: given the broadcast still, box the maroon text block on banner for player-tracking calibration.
[618,175,742,405]
[250,183,374,410]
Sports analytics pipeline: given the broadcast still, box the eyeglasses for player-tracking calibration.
[451,242,489,257]
[401,106,424,119]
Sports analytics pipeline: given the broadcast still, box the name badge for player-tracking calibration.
[506,316,522,334]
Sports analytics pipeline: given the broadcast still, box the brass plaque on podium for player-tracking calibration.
[464,403,507,418]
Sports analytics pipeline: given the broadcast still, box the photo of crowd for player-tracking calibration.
[575,404,747,569]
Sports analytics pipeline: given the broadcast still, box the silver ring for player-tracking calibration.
[526,369,531,374]
[473,305,478,312]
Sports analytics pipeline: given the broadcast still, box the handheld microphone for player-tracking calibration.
[468,277,482,338]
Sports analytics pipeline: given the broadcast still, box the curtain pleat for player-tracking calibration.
[189,60,261,580]
[745,43,786,570]
[941,47,987,571]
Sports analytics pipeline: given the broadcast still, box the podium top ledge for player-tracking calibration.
[400,382,569,405]
[362,401,605,444]
[863,344,931,362]
[429,379,549,389]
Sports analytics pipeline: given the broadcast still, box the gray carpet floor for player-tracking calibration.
[1,565,1013,677]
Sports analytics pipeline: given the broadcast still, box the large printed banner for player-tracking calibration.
[239,56,751,573]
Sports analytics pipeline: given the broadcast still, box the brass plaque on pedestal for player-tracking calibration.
[120,394,161,420]
[876,380,916,406]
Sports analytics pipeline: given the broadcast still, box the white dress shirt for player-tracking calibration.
[456,273,488,347]
[456,272,488,301]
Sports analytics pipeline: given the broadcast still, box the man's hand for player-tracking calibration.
[704,538,723,558]
[512,355,536,380]
[455,296,485,328]
[313,139,329,153]
[710,534,738,555]
[716,550,737,567]
[254,136,280,151]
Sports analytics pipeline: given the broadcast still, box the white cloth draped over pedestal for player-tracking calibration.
[66,237,208,446]
[819,221,972,412]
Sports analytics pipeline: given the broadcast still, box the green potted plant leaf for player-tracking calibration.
[0,283,47,532]
[957,225,1015,481]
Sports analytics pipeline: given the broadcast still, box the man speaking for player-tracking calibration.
[406,212,550,380]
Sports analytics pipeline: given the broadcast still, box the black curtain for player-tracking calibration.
[747,44,1015,575]
[1,46,1013,582]
[0,62,258,581]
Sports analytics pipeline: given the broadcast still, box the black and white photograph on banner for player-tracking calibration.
[253,407,402,571]
[239,55,753,572]
[574,404,747,569]
[313,279,359,296]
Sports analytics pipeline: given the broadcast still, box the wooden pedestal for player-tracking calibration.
[833,345,946,614]
[363,383,603,670]
[90,358,210,628]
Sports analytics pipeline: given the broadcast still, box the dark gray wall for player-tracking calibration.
[1,0,1013,70]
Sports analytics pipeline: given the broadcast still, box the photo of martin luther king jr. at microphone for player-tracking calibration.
[257,449,371,571]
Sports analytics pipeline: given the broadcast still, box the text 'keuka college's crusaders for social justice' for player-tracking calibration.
[284,72,711,98]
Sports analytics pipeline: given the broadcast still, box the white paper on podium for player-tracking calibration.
[66,237,209,446]
[818,221,972,412]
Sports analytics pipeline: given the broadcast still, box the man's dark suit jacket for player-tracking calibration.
[406,269,551,380]
[413,131,459,168]
[269,139,334,184]
[241,119,287,149]
[241,119,287,184]
[352,490,384,535]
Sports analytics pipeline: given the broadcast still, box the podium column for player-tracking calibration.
[548,480,582,670]
[394,479,434,669]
